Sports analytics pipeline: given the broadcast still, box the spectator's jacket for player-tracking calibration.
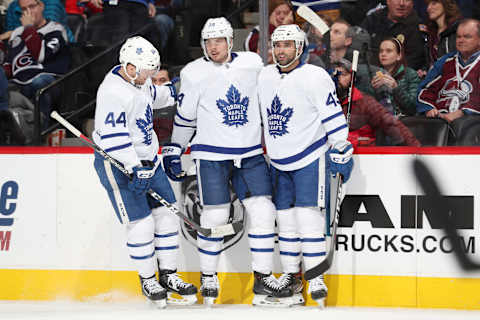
[392,65,420,116]
[65,0,102,15]
[426,20,459,68]
[6,0,75,43]
[3,21,70,85]
[417,51,480,115]
[245,24,275,53]
[343,87,421,147]
[360,7,426,70]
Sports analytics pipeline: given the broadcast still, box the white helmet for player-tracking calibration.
[200,17,233,62]
[119,36,160,83]
[271,24,305,68]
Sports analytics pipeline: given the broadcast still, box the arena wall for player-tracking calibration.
[0,147,479,309]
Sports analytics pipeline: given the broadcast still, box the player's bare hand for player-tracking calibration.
[426,108,439,118]
[148,3,156,17]
[21,9,35,27]
[440,110,463,123]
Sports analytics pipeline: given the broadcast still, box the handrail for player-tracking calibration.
[225,0,258,21]
[33,23,156,144]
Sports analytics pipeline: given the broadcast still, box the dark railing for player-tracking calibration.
[34,23,155,145]
[33,1,259,145]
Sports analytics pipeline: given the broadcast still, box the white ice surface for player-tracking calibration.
[1,301,480,320]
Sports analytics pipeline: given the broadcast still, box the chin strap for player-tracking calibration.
[122,64,139,85]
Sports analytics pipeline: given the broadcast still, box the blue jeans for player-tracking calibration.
[20,74,57,128]
[153,14,174,50]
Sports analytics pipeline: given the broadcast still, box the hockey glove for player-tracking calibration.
[129,161,155,196]
[164,77,179,101]
[162,143,184,181]
[328,141,354,183]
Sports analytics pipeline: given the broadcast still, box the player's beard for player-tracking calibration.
[276,54,295,67]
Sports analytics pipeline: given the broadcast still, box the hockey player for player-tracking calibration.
[163,17,291,306]
[93,36,197,308]
[257,24,354,308]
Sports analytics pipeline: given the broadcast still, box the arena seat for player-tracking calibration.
[400,116,451,146]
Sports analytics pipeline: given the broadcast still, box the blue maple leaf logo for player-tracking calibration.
[216,85,249,127]
[267,95,293,138]
[136,104,153,145]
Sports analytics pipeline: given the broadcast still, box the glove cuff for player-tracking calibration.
[161,143,182,156]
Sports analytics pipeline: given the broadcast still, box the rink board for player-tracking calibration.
[0,147,480,309]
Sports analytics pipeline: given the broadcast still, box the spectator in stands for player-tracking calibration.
[333,59,421,147]
[90,0,156,44]
[306,19,385,100]
[417,18,480,122]
[152,67,170,86]
[245,0,294,53]
[0,68,8,110]
[340,0,385,26]
[152,66,175,144]
[361,0,427,72]
[2,0,70,127]
[153,0,183,52]
[423,0,462,71]
[372,37,420,116]
[2,0,75,42]
[292,0,342,24]
[65,0,102,42]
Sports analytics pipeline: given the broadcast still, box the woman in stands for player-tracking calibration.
[371,37,420,117]
[424,0,462,69]
[244,0,294,62]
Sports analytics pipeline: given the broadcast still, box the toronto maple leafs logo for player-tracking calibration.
[136,104,153,145]
[216,85,249,127]
[267,95,293,138]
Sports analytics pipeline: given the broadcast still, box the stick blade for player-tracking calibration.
[297,5,329,35]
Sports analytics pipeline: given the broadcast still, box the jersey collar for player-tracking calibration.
[276,61,305,75]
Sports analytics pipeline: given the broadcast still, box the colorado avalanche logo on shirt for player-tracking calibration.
[136,104,153,145]
[216,85,249,127]
[267,95,293,138]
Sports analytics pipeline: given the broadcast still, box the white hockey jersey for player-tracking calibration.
[172,52,264,161]
[258,63,348,171]
[93,65,176,172]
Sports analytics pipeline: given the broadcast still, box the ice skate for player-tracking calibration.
[308,274,327,308]
[200,273,219,307]
[252,271,292,307]
[159,269,198,305]
[140,275,167,309]
[278,271,305,306]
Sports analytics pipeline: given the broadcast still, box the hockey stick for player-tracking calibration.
[413,159,480,271]
[50,111,243,238]
[296,4,332,71]
[304,50,360,281]
[297,5,329,35]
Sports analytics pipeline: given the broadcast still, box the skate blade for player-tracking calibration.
[167,292,198,305]
[314,298,326,309]
[203,297,216,307]
[147,298,167,309]
[252,295,292,308]
[290,293,305,306]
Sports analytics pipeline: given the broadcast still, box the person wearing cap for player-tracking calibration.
[333,58,420,147]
